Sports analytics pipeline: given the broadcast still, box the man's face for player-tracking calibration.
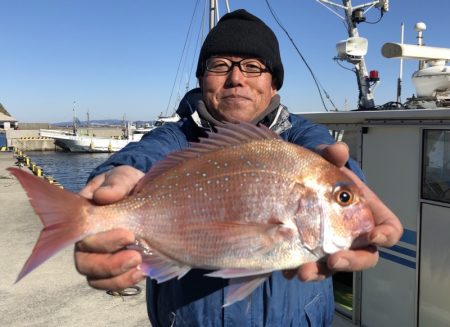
[200,56,277,123]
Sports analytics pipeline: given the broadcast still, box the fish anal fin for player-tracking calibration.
[223,274,271,307]
[127,238,191,283]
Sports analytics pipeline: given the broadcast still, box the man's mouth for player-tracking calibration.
[222,95,251,101]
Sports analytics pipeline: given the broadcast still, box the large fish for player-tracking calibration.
[9,122,374,306]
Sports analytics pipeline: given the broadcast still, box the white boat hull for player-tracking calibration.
[40,129,142,152]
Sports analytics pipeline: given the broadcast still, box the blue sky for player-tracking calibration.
[1,0,449,123]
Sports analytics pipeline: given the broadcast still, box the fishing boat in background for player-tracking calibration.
[40,114,180,152]
[39,123,149,152]
[302,2,450,327]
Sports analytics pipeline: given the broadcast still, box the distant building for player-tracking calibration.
[0,103,18,130]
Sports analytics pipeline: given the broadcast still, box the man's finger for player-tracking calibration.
[75,249,141,279]
[78,173,107,199]
[87,267,146,291]
[293,262,332,282]
[92,166,145,204]
[328,246,379,272]
[75,229,135,253]
[316,142,350,168]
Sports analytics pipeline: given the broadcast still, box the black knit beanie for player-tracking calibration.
[196,9,284,90]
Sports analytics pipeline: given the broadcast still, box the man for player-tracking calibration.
[75,9,402,326]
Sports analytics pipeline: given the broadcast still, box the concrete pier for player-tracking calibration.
[6,128,124,151]
[0,151,150,327]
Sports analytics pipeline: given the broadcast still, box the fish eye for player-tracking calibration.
[334,187,354,206]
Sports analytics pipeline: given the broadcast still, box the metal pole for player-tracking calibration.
[72,101,77,135]
[415,23,426,70]
[209,0,216,31]
[215,0,220,24]
[225,0,231,13]
[87,110,90,136]
[396,22,404,104]
[343,0,375,109]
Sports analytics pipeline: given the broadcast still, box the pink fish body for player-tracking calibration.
[9,122,374,306]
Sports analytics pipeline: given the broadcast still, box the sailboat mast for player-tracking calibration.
[87,110,90,136]
[72,101,77,135]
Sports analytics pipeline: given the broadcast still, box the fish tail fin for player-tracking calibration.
[8,167,92,282]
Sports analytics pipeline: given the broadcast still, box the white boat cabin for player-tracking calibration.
[300,108,450,327]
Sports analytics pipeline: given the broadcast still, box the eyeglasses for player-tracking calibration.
[205,57,269,77]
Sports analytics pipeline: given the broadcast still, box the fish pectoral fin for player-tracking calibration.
[223,274,271,307]
[127,240,191,283]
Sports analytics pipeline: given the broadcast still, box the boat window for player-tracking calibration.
[422,130,450,203]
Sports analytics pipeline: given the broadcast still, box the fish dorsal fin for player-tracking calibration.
[133,122,281,194]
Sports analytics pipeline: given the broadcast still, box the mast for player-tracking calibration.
[72,101,77,135]
[317,0,389,109]
[343,0,374,109]
[209,0,216,31]
[86,110,90,136]
[396,23,404,104]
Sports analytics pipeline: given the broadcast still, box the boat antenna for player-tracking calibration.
[316,0,389,110]
[415,22,426,70]
[265,0,337,111]
[396,22,404,105]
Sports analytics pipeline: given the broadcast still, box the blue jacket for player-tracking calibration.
[89,99,363,327]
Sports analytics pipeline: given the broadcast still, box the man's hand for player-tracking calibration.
[283,142,403,281]
[75,165,146,290]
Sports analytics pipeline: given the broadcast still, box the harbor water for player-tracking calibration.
[26,151,112,192]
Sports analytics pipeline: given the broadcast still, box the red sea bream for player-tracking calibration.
[9,122,374,306]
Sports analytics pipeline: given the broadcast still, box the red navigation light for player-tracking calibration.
[369,70,379,82]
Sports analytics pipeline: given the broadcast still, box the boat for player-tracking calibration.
[40,114,180,153]
[299,2,450,327]
[39,124,150,152]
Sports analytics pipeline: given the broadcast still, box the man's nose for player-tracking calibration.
[226,65,245,85]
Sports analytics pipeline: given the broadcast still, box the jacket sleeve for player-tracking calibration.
[88,122,189,181]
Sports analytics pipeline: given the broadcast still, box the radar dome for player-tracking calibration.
[414,22,426,32]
